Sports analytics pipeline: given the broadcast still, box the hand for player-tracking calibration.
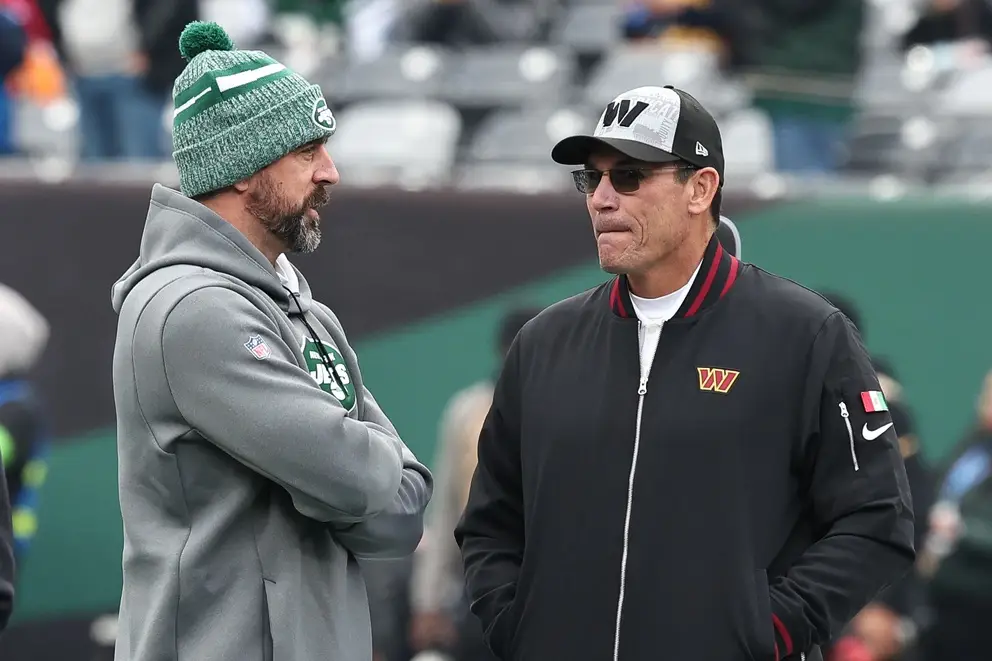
[829,635,876,661]
[850,604,902,660]
[409,611,457,651]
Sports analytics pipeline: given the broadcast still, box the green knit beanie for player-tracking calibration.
[171,21,337,198]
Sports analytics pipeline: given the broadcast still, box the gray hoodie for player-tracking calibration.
[110,184,432,661]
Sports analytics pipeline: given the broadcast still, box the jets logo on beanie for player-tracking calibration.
[171,21,337,199]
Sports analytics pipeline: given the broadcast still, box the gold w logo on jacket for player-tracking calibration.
[697,367,740,394]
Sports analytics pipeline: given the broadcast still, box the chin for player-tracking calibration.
[598,248,629,274]
[599,258,627,275]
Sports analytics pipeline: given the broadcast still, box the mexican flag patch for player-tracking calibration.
[861,390,888,413]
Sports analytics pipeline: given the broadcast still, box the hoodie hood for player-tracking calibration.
[112,184,314,315]
[0,283,50,378]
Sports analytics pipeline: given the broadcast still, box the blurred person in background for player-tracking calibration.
[0,0,28,155]
[392,0,558,48]
[901,0,992,53]
[742,0,866,174]
[342,0,402,63]
[621,0,748,68]
[0,283,51,576]
[914,369,992,661]
[37,0,196,162]
[275,0,349,31]
[110,21,431,661]
[1,0,66,159]
[820,293,934,661]
[0,0,57,156]
[409,307,541,661]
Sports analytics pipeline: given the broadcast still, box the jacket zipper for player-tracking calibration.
[613,320,661,661]
[839,402,859,471]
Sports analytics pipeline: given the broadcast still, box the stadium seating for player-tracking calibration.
[438,46,576,111]
[553,3,621,56]
[329,99,462,189]
[467,106,594,164]
[721,108,774,179]
[337,45,450,104]
[7,0,992,193]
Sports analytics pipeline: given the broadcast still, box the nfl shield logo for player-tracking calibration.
[244,334,271,360]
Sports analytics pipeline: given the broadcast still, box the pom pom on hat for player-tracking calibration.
[179,21,236,61]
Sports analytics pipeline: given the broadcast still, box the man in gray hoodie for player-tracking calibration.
[110,21,432,661]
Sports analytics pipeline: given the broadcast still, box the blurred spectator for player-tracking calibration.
[409,306,541,661]
[392,0,558,48]
[343,0,402,63]
[37,0,196,162]
[0,283,51,570]
[1,0,61,157]
[621,0,729,55]
[275,0,349,27]
[268,0,347,77]
[902,0,992,51]
[916,368,992,661]
[742,0,866,174]
[0,2,27,155]
[821,291,935,661]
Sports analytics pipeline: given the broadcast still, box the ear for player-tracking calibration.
[687,167,719,217]
[232,176,252,193]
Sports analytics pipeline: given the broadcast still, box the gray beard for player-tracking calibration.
[246,175,328,254]
[271,212,321,254]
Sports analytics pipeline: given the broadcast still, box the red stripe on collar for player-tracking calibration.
[610,277,631,318]
[609,233,740,319]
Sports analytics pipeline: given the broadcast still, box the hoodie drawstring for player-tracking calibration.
[286,288,347,395]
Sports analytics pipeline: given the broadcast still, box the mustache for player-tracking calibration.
[305,186,330,210]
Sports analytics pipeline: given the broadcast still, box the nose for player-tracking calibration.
[590,172,619,213]
[314,144,340,186]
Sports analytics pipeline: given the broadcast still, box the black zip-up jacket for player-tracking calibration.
[455,235,915,661]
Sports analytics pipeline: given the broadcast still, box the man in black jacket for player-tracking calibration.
[454,85,915,661]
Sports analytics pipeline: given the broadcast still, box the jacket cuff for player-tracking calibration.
[772,613,793,660]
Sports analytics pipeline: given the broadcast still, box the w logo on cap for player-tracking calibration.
[602,100,649,128]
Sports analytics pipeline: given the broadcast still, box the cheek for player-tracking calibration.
[631,190,675,244]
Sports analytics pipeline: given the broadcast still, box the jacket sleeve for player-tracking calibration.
[0,452,14,632]
[770,311,915,659]
[159,286,405,525]
[454,342,525,659]
[329,387,433,560]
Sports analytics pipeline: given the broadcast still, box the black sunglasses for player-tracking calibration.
[570,163,696,194]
